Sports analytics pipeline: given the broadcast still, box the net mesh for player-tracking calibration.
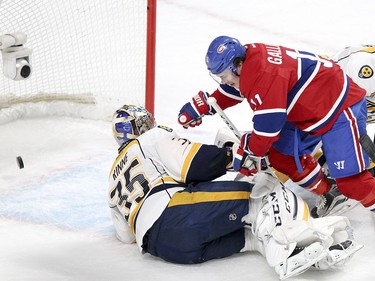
[0,0,148,121]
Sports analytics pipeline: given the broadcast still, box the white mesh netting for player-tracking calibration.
[0,0,149,123]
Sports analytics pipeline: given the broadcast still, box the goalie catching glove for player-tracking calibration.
[233,132,268,176]
[178,91,214,128]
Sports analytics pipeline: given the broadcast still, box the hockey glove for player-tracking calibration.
[233,132,267,176]
[225,145,235,171]
[178,91,213,129]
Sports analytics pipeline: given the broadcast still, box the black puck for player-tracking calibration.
[16,156,24,169]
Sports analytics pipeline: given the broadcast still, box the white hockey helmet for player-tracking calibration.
[112,104,156,145]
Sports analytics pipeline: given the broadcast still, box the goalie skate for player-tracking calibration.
[314,240,364,270]
[275,241,328,280]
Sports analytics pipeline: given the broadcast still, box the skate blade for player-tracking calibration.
[328,199,360,216]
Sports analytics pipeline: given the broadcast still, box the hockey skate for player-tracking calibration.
[310,181,359,218]
[314,239,364,270]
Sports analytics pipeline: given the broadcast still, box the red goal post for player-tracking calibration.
[0,0,156,123]
[146,0,157,116]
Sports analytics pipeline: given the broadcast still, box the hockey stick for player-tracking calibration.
[360,134,375,163]
[207,96,279,178]
[207,97,242,140]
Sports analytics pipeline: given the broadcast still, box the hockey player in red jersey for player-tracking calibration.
[108,104,362,280]
[177,36,375,216]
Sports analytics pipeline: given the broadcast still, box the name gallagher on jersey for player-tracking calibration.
[266,44,282,65]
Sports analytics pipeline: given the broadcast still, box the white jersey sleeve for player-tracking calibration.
[139,126,228,183]
[140,126,203,182]
[332,45,375,96]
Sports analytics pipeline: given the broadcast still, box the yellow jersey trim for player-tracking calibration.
[168,191,250,207]
[180,143,202,182]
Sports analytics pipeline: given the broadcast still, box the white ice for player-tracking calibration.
[1,0,375,280]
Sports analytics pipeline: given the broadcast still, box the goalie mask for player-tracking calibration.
[112,104,156,145]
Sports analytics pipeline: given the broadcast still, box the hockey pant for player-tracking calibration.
[143,180,252,264]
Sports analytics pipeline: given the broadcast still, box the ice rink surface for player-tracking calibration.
[1,0,375,280]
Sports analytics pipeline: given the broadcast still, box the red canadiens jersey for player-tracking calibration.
[212,43,366,156]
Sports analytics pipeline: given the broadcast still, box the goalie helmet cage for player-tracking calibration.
[0,0,156,123]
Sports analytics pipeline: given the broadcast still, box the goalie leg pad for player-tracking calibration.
[310,215,354,243]
[245,178,339,279]
[250,171,281,198]
[249,185,331,261]
[310,215,363,270]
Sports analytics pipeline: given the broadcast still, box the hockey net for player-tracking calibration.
[0,0,156,124]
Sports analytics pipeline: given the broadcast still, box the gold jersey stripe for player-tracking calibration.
[362,46,375,53]
[180,143,202,182]
[128,194,150,235]
[168,191,250,207]
[154,176,179,186]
